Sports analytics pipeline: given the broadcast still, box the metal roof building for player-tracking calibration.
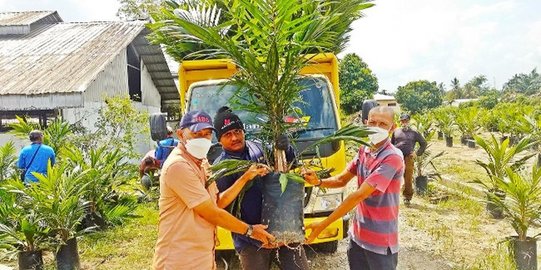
[0,11,178,112]
[0,11,179,155]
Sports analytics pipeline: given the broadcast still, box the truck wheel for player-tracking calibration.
[314,241,338,253]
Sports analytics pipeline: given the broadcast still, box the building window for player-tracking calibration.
[127,45,141,102]
[388,103,397,107]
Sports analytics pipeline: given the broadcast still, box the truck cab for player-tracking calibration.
[179,54,348,252]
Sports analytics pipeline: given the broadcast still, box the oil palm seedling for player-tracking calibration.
[414,131,444,194]
[9,116,73,155]
[455,106,481,146]
[0,141,17,181]
[479,166,541,270]
[0,183,50,270]
[63,145,138,229]
[6,163,92,270]
[431,107,457,147]
[149,0,374,244]
[411,113,434,139]
[473,134,537,218]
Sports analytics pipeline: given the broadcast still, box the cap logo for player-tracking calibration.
[224,119,231,126]
[193,116,210,123]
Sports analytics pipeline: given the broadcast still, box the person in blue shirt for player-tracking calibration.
[154,126,179,167]
[17,130,56,183]
[213,107,309,270]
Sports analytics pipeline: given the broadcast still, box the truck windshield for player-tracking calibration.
[187,76,338,141]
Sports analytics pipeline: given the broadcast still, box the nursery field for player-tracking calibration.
[3,136,539,270]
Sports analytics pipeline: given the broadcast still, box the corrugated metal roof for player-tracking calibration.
[0,11,60,26]
[0,11,178,108]
[0,21,145,95]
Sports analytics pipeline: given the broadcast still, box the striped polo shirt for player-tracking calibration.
[347,139,404,255]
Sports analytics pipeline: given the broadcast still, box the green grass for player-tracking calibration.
[78,203,159,270]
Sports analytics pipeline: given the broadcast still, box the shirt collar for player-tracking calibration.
[223,144,248,160]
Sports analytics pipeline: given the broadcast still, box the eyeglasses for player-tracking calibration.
[222,129,243,139]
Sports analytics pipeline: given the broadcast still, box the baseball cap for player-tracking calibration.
[400,113,410,121]
[179,111,215,132]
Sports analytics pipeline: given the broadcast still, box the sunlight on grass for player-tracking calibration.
[78,203,158,270]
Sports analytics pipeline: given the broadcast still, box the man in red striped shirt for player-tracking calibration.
[303,106,404,270]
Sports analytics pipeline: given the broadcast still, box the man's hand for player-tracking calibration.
[305,222,326,244]
[243,163,270,181]
[250,224,275,245]
[301,168,320,186]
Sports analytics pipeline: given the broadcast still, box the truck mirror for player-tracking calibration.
[150,113,168,141]
[361,100,378,124]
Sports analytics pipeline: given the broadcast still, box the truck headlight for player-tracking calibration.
[305,188,343,214]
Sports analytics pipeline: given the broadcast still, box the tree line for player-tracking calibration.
[338,52,541,115]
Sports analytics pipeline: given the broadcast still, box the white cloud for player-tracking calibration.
[344,0,541,92]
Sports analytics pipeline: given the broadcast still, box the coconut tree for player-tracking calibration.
[149,0,373,172]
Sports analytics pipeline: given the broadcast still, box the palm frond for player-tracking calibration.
[298,124,371,157]
[207,159,253,187]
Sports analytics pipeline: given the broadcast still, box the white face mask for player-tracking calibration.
[185,138,212,159]
[368,126,390,145]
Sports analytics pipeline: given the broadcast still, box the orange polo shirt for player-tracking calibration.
[153,144,219,270]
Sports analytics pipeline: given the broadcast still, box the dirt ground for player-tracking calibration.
[216,203,452,270]
[217,137,541,270]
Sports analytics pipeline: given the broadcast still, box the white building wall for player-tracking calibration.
[13,48,164,159]
[141,59,161,107]
[83,49,129,102]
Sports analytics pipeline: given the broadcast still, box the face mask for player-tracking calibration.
[368,126,390,145]
[185,138,212,159]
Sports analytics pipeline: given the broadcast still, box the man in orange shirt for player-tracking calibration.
[153,111,274,270]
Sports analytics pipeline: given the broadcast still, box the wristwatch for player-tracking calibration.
[244,224,253,237]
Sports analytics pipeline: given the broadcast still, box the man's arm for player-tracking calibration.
[302,167,355,188]
[217,164,269,209]
[194,199,274,245]
[306,181,375,243]
[416,132,427,156]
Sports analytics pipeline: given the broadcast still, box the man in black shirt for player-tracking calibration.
[391,113,427,206]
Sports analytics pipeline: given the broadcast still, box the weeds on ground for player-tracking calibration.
[454,243,516,270]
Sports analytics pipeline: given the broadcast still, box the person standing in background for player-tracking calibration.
[391,113,427,206]
[17,130,55,184]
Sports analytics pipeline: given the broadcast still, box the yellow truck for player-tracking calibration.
[178,53,348,252]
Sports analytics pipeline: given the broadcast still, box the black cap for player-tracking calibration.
[400,113,410,121]
[214,106,244,140]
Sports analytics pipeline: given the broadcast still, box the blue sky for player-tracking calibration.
[2,0,540,93]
